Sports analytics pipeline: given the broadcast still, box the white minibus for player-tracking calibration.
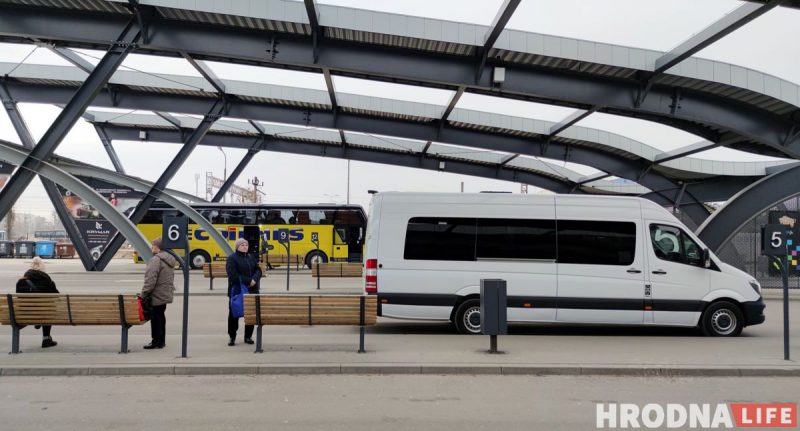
[364,192,765,336]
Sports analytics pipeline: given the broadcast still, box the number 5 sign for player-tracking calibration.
[763,224,792,256]
[162,216,189,249]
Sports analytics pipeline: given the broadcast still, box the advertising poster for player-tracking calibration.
[58,177,145,261]
[0,161,14,191]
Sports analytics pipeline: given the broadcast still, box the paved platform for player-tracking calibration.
[0,259,798,377]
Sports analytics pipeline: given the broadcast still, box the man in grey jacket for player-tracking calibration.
[141,237,176,349]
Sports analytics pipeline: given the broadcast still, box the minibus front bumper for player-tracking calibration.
[742,298,766,326]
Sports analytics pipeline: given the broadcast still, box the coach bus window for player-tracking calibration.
[557,220,636,265]
[404,218,477,261]
[293,210,311,224]
[262,210,286,224]
[243,210,258,225]
[335,228,347,245]
[197,208,219,223]
[309,210,326,224]
[141,209,164,224]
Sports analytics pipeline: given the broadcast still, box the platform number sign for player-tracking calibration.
[162,216,188,249]
[277,229,289,244]
[763,224,793,257]
[311,232,319,244]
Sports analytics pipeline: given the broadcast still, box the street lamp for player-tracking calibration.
[217,146,227,202]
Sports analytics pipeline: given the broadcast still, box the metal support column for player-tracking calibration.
[0,83,97,270]
[0,21,140,221]
[94,125,127,174]
[93,98,227,270]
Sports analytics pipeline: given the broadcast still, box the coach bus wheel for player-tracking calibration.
[305,250,328,268]
[189,250,211,270]
[701,301,744,337]
[454,299,482,335]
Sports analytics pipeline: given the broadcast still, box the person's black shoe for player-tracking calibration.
[244,338,254,345]
[228,338,235,346]
[143,342,164,349]
[42,338,57,348]
[34,325,42,330]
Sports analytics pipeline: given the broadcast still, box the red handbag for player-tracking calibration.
[137,295,152,321]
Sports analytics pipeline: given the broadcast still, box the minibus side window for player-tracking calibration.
[404,217,476,261]
[476,218,556,260]
[557,220,636,265]
[650,224,703,267]
[682,234,703,267]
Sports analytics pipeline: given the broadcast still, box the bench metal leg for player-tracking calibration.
[255,325,264,353]
[10,326,20,354]
[358,325,365,353]
[209,276,213,290]
[119,325,130,354]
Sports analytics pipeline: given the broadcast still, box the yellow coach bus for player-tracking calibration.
[135,203,367,269]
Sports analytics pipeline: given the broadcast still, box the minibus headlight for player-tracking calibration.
[749,279,761,296]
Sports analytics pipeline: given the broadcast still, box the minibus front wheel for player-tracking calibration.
[701,300,744,337]
[454,299,482,335]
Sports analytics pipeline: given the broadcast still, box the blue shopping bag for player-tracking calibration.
[230,279,249,318]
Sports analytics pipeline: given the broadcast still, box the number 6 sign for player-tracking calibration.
[162,216,189,249]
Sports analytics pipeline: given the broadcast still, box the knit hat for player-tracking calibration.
[234,238,249,249]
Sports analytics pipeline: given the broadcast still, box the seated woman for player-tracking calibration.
[16,257,59,348]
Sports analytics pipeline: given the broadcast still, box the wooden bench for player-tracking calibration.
[312,263,363,278]
[202,262,267,291]
[261,253,304,270]
[244,294,377,353]
[0,293,144,354]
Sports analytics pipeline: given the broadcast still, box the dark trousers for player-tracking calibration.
[42,325,51,338]
[150,304,167,345]
[228,306,254,340]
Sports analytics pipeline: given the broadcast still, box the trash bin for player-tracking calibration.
[56,243,76,259]
[0,240,14,258]
[35,240,57,258]
[15,241,36,258]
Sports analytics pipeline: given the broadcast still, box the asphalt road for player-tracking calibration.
[0,375,797,431]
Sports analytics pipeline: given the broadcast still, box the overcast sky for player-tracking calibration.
[0,0,798,218]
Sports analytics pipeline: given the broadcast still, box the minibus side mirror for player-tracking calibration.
[702,248,711,268]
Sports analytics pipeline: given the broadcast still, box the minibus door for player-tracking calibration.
[645,222,709,326]
[555,219,645,324]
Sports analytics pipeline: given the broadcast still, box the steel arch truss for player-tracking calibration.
[697,163,800,252]
[0,139,154,261]
[0,80,722,225]
[0,5,797,158]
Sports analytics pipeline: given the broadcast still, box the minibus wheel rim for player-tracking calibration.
[463,307,481,334]
[711,309,736,335]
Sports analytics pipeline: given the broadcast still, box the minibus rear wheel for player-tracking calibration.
[454,299,482,335]
[701,301,744,337]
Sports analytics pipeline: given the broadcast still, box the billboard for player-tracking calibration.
[58,177,146,261]
[0,162,15,191]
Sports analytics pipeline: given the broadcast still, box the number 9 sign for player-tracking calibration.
[277,229,289,244]
[162,216,189,249]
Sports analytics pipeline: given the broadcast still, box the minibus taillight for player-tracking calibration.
[365,259,378,294]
